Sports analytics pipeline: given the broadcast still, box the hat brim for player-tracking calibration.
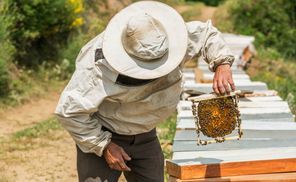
[102,1,188,79]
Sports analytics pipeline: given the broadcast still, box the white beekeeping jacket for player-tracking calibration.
[55,20,234,156]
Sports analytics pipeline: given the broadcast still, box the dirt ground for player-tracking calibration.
[0,2,216,182]
[200,7,216,22]
[0,88,79,181]
[0,91,126,182]
[0,131,77,181]
[176,4,216,22]
[0,91,60,138]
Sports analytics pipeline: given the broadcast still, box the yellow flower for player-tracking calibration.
[69,0,83,14]
[71,17,84,27]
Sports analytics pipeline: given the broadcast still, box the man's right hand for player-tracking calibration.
[103,142,131,171]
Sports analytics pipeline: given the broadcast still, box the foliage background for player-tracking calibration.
[217,0,295,59]
[0,0,108,105]
[213,0,296,115]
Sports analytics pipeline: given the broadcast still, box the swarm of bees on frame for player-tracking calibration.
[191,94,243,145]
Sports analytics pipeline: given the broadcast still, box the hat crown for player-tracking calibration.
[122,13,168,61]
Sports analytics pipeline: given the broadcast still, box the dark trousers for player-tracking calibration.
[76,128,164,182]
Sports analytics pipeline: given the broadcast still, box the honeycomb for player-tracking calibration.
[198,97,238,137]
[191,95,242,145]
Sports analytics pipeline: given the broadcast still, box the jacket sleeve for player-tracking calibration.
[54,33,113,156]
[186,20,235,72]
[54,67,112,157]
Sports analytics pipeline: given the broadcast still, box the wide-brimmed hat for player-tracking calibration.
[102,1,188,79]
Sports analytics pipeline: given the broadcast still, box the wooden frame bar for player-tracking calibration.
[167,158,296,180]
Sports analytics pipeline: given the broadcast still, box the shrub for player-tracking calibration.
[0,4,13,97]
[0,59,10,97]
[185,0,224,6]
[247,48,296,116]
[216,0,296,59]
[2,0,83,68]
[60,0,106,75]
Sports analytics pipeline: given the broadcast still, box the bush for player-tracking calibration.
[0,4,13,97]
[0,59,10,97]
[216,0,296,59]
[247,48,296,116]
[2,0,82,68]
[185,0,224,6]
[60,1,106,75]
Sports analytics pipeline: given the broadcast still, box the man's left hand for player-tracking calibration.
[213,64,235,95]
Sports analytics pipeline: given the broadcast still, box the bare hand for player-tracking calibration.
[213,64,235,95]
[103,142,131,171]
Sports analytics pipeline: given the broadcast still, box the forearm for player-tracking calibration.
[202,27,234,71]
[56,114,112,156]
[186,20,235,71]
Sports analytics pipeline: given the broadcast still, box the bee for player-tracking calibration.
[191,95,242,145]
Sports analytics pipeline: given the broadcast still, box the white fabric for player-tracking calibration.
[55,20,235,156]
[103,1,188,79]
[122,13,169,60]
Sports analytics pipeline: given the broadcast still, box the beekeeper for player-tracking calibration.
[55,1,235,182]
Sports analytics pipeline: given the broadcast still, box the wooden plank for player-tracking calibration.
[239,107,291,114]
[178,108,291,115]
[171,147,296,160]
[240,113,294,120]
[184,90,279,99]
[177,113,294,121]
[197,67,246,74]
[198,59,239,66]
[174,130,296,141]
[184,82,268,93]
[185,79,252,84]
[183,72,195,80]
[240,96,282,102]
[167,158,296,180]
[172,139,296,152]
[173,130,296,152]
[173,129,296,152]
[177,101,289,111]
[194,68,204,83]
[176,119,296,130]
[198,57,240,66]
[169,172,296,182]
[183,72,252,81]
[240,90,278,97]
[167,147,296,179]
[178,108,292,116]
[182,68,196,73]
[222,34,255,45]
[177,112,294,121]
[239,101,289,108]
[200,78,252,83]
[177,110,293,121]
[203,73,250,80]
[198,63,240,70]
[198,65,241,72]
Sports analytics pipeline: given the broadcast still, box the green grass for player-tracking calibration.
[247,48,296,117]
[180,2,205,21]
[157,112,177,181]
[157,113,177,159]
[0,118,62,155]
[13,118,61,139]
[0,67,65,109]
